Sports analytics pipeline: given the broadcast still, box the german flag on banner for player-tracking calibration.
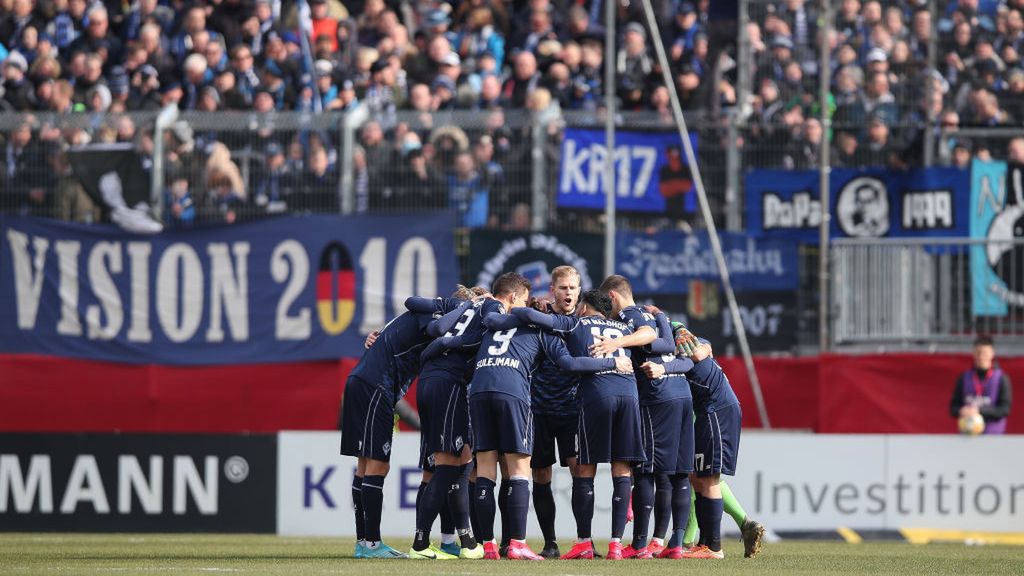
[317,242,355,335]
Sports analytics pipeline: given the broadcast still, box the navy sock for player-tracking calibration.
[533,481,557,545]
[352,475,365,542]
[611,476,632,540]
[451,464,475,547]
[474,477,496,542]
[653,473,671,541]
[468,480,480,540]
[508,477,530,541]
[440,505,455,536]
[706,497,723,552]
[695,493,707,547]
[669,528,687,549]
[497,480,510,546]
[630,473,654,549]
[415,466,459,550]
[669,474,691,547]
[361,474,386,542]
[571,477,595,539]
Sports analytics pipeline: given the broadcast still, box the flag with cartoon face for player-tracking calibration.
[970,158,1024,316]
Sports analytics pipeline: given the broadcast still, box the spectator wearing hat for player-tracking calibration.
[68,4,121,66]
[312,59,340,110]
[570,36,603,110]
[253,141,293,215]
[863,112,898,168]
[862,70,899,126]
[757,35,795,87]
[159,80,184,108]
[431,74,458,110]
[2,52,36,110]
[366,57,399,129]
[164,174,196,228]
[127,63,162,110]
[617,22,653,110]
[502,50,540,108]
[565,5,604,45]
[447,150,488,228]
[106,65,130,108]
[671,2,703,60]
[337,77,359,111]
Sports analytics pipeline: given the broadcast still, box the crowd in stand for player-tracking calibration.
[1,0,1023,226]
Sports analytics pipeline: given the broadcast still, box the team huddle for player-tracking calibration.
[340,266,765,560]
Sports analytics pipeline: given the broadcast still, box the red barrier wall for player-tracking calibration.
[0,353,1019,433]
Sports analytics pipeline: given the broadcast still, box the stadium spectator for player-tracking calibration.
[617,22,653,110]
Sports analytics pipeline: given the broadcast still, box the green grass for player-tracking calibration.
[0,534,1021,576]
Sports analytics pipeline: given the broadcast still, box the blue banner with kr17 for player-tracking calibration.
[616,230,799,294]
[0,214,457,365]
[558,128,698,213]
[745,167,971,241]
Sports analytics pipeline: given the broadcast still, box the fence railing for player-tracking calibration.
[832,238,1024,347]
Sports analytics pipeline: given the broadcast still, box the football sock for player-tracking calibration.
[497,479,510,546]
[721,480,748,528]
[706,497,724,552]
[630,473,655,549]
[611,476,632,540]
[473,477,496,542]
[468,480,480,540]
[571,476,595,539]
[452,464,475,547]
[670,473,691,545]
[352,475,365,542]
[440,503,455,537]
[694,492,707,547]
[669,528,686,549]
[508,476,530,541]
[652,473,672,541]
[683,488,699,544]
[361,475,385,543]
[414,465,459,551]
[533,481,557,545]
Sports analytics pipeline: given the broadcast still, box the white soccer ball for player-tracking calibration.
[958,413,985,436]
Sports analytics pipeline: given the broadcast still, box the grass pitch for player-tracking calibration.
[1,534,1022,576]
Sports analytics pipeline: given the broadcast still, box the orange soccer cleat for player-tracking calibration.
[681,545,724,559]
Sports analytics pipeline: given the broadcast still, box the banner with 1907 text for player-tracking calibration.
[0,214,457,365]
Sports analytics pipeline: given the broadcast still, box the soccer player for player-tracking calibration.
[339,290,467,559]
[405,288,499,560]
[593,276,693,559]
[461,273,632,560]
[527,266,585,558]
[488,289,647,560]
[678,338,741,560]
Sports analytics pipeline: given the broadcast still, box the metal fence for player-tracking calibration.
[832,238,1024,348]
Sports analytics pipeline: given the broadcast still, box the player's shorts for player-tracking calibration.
[339,375,396,461]
[577,395,646,465]
[694,403,742,477]
[636,397,695,475]
[531,412,578,469]
[417,374,470,469]
[469,392,533,455]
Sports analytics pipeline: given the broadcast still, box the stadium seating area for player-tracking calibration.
[1,0,1023,225]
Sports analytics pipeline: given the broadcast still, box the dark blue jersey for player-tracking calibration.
[618,306,692,405]
[468,317,618,402]
[420,298,504,383]
[492,308,638,405]
[350,297,462,401]
[530,306,581,416]
[687,353,740,413]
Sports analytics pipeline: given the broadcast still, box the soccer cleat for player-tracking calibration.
[354,542,366,559]
[657,546,683,559]
[646,540,665,557]
[681,545,724,560]
[607,541,624,560]
[741,518,766,558]
[482,540,500,560]
[621,545,652,559]
[409,545,458,560]
[559,541,595,560]
[498,543,509,558]
[441,542,461,557]
[460,543,485,559]
[362,543,408,558]
[540,542,561,559]
[506,539,544,560]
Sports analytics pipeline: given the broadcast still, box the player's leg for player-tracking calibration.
[608,460,633,559]
[560,461,596,559]
[358,387,403,557]
[683,476,700,548]
[530,414,558,556]
[650,473,671,552]
[469,392,501,559]
[449,447,481,557]
[682,405,739,560]
[626,403,658,557]
[608,396,647,560]
[500,397,542,560]
[340,377,375,557]
[720,480,766,558]
[497,460,510,554]
[661,472,691,558]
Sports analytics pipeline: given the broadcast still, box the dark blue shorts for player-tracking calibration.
[694,403,741,477]
[339,375,396,461]
[470,392,533,455]
[577,395,646,465]
[531,412,578,469]
[417,374,470,469]
[637,397,694,475]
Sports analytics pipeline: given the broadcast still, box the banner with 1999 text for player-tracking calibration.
[0,214,457,365]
